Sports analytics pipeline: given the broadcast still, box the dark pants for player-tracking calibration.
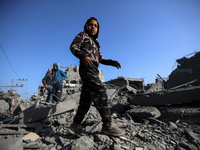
[52,84,63,102]
[73,63,111,126]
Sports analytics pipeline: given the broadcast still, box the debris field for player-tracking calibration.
[0,51,200,150]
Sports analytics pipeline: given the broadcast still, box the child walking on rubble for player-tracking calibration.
[69,17,125,137]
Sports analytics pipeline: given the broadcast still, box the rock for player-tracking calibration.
[126,106,161,121]
[0,137,23,150]
[23,132,40,142]
[0,100,9,114]
[66,136,95,150]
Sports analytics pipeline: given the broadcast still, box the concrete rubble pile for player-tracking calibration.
[0,52,200,150]
[130,51,200,106]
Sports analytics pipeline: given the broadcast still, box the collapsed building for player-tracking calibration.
[130,51,200,106]
[0,52,200,150]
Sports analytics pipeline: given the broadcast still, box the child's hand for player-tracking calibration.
[57,79,61,84]
[112,61,121,69]
[44,84,48,89]
[84,57,93,67]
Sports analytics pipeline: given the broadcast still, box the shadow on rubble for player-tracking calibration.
[156,102,200,125]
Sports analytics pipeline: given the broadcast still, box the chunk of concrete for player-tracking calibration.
[67,136,95,150]
[126,106,161,121]
[0,137,23,150]
[20,100,76,123]
[23,132,40,141]
[0,100,9,114]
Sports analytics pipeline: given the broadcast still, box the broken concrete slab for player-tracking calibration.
[0,128,29,135]
[106,76,145,93]
[130,86,200,106]
[20,100,76,124]
[0,137,23,150]
[126,106,161,121]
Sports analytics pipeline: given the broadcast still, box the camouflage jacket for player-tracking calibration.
[70,32,113,66]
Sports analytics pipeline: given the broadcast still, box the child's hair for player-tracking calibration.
[84,17,99,39]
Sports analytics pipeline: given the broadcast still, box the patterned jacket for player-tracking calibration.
[70,32,114,66]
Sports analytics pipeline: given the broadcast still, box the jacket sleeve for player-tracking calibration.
[42,74,47,85]
[70,32,87,60]
[99,51,114,66]
[60,70,67,81]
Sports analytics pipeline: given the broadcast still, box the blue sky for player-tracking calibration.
[0,0,200,100]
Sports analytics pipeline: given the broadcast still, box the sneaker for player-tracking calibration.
[68,124,87,137]
[101,122,125,136]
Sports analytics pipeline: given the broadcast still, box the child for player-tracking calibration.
[52,62,67,103]
[69,17,125,137]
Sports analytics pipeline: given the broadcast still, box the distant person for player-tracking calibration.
[69,17,125,137]
[42,69,54,103]
[52,62,67,103]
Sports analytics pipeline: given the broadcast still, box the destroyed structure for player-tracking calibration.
[130,51,200,106]
[0,51,200,150]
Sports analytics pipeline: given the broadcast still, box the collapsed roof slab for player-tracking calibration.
[20,100,76,124]
[130,86,200,106]
[106,76,144,92]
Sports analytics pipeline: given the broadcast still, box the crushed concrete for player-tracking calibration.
[0,89,199,150]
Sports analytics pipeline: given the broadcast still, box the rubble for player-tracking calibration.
[130,51,200,106]
[20,100,76,124]
[130,85,200,106]
[0,52,200,150]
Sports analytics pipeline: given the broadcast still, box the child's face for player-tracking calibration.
[87,19,98,37]
[54,65,57,70]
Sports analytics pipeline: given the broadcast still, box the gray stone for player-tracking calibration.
[94,134,110,143]
[169,121,178,129]
[21,100,76,123]
[0,100,9,114]
[0,137,23,150]
[68,136,95,150]
[126,106,161,121]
